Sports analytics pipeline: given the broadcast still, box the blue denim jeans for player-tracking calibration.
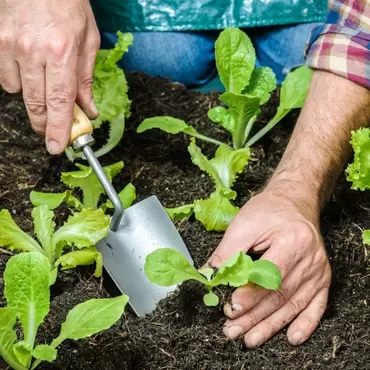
[101,23,320,91]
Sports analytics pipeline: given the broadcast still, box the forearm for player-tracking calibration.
[266,71,370,221]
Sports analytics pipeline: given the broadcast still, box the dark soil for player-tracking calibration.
[0,73,369,370]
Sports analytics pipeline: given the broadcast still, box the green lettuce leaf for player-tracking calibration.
[31,345,57,362]
[144,248,207,286]
[55,247,103,277]
[13,341,33,367]
[61,161,124,209]
[245,65,313,147]
[193,191,239,232]
[30,190,83,211]
[93,31,133,123]
[52,208,109,259]
[137,116,193,134]
[51,296,128,348]
[362,229,370,245]
[210,92,260,148]
[104,183,136,210]
[215,27,256,94]
[0,209,44,254]
[188,139,250,190]
[4,253,50,367]
[249,260,282,290]
[346,128,370,190]
[203,291,219,306]
[211,252,253,287]
[243,67,277,105]
[31,205,55,262]
[0,308,24,370]
[166,204,194,221]
[65,32,132,161]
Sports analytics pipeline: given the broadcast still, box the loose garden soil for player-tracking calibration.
[0,73,369,370]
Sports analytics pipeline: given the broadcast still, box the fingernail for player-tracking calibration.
[90,99,98,116]
[224,303,243,317]
[290,331,303,345]
[223,325,243,339]
[47,140,61,155]
[246,332,263,348]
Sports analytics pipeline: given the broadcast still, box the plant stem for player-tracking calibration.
[189,132,230,147]
[243,115,257,144]
[244,109,289,148]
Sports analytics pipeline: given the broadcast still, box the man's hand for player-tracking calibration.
[209,71,370,347]
[210,189,330,347]
[0,0,100,154]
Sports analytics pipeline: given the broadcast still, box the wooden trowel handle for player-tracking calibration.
[69,104,94,144]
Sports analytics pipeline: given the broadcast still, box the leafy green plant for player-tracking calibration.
[0,203,109,283]
[65,31,133,161]
[0,252,128,370]
[137,27,312,232]
[30,161,136,212]
[144,248,281,306]
[346,127,370,247]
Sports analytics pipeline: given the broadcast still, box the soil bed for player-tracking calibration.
[0,73,369,370]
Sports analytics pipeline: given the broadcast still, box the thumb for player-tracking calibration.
[207,215,259,268]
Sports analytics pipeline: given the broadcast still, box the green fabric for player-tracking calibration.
[91,0,327,33]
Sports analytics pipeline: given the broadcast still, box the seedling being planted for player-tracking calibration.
[30,161,136,212]
[144,248,282,306]
[65,31,133,161]
[137,27,312,232]
[0,252,128,370]
[0,203,109,284]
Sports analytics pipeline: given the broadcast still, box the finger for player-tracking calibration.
[19,59,46,136]
[286,287,328,346]
[241,281,318,348]
[223,242,304,321]
[0,59,21,93]
[45,41,78,154]
[76,26,100,119]
[223,265,307,339]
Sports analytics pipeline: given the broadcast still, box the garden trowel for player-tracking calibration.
[69,104,193,316]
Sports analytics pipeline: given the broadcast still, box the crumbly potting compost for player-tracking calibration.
[0,73,369,370]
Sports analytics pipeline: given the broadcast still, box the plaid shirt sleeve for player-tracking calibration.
[305,0,370,89]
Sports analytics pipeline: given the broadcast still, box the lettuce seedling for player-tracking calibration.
[0,252,128,370]
[137,28,312,231]
[30,161,136,211]
[65,31,133,161]
[144,248,281,306]
[0,204,109,283]
[346,127,370,247]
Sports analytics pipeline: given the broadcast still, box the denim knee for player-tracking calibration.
[101,31,218,88]
[249,23,322,84]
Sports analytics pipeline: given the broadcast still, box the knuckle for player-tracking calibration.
[287,298,306,316]
[80,75,94,89]
[90,32,101,51]
[295,221,316,245]
[268,289,287,308]
[25,101,46,115]
[17,34,34,55]
[47,88,75,110]
[47,37,69,57]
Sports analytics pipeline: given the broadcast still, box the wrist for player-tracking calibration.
[264,177,321,226]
